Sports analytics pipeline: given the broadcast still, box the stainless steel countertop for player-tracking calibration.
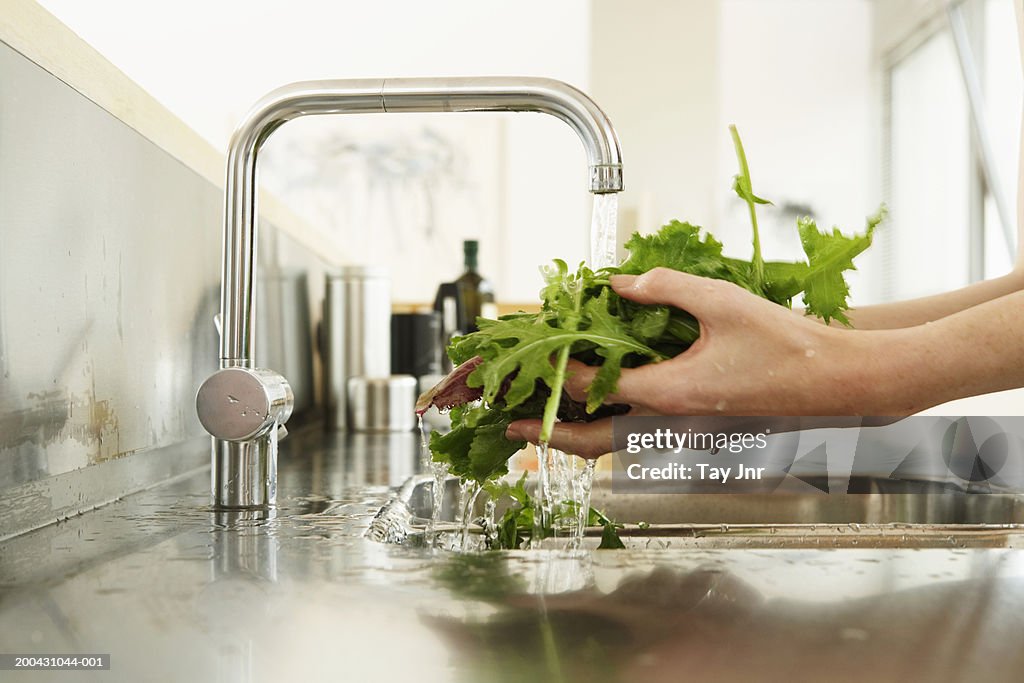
[2,425,1024,682]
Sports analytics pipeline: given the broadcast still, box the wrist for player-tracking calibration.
[829,324,942,416]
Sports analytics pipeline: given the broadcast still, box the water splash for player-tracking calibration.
[569,459,597,550]
[459,482,482,551]
[529,444,596,549]
[549,448,574,539]
[427,462,448,549]
[417,415,429,459]
[483,498,497,549]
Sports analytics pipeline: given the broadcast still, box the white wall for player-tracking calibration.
[589,0,722,242]
[589,0,879,303]
[716,0,877,287]
[38,0,592,302]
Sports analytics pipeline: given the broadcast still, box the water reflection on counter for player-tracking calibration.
[425,552,1024,683]
[2,425,1024,682]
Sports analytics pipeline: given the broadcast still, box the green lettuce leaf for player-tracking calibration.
[460,295,664,412]
[798,207,886,325]
[429,404,525,481]
[617,221,753,288]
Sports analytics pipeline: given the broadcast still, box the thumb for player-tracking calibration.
[611,268,736,319]
[506,418,613,459]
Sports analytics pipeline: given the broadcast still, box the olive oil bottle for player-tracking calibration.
[455,240,497,333]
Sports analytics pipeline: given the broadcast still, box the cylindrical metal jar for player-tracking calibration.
[346,375,417,432]
[322,266,391,430]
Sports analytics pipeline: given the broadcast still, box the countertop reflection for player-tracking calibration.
[1,425,1023,682]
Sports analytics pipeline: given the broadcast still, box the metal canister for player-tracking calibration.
[322,266,391,430]
[257,269,313,414]
[346,375,418,432]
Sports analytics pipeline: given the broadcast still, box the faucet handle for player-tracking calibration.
[197,367,294,442]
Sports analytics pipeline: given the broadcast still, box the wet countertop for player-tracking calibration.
[2,426,1024,682]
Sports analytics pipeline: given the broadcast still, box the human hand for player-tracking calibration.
[506,268,908,456]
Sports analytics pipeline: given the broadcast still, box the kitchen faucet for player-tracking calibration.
[195,77,624,509]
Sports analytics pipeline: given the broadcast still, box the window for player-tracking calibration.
[885,0,1021,301]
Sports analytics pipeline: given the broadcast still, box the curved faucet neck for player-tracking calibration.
[219,76,623,368]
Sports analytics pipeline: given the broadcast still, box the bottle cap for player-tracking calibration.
[463,240,479,268]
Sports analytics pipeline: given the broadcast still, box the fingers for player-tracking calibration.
[506,419,613,459]
[564,359,670,409]
[564,359,596,402]
[558,270,735,414]
[611,268,735,318]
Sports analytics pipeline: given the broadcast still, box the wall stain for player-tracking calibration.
[0,390,122,465]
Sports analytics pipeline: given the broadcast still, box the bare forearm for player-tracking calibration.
[861,288,1024,413]
[811,268,1024,330]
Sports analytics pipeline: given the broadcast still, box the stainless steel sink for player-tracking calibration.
[369,473,1024,549]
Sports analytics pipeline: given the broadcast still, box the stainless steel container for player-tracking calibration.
[323,266,391,430]
[346,375,417,432]
[256,269,313,414]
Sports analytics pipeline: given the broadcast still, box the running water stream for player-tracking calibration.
[530,194,618,549]
[418,414,449,549]
[590,193,619,268]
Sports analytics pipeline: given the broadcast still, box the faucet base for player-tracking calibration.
[211,436,278,509]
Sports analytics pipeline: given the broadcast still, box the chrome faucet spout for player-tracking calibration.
[198,76,624,509]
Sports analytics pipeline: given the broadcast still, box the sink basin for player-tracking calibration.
[369,473,1024,549]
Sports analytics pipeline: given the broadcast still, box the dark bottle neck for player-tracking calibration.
[463,240,479,273]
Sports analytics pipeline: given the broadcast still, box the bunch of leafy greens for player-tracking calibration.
[429,126,885,486]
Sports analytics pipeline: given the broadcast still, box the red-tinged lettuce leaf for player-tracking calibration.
[415,356,484,415]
